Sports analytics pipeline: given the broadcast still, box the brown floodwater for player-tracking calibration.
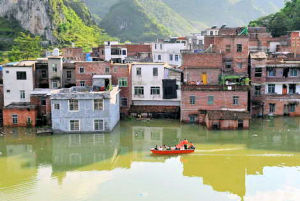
[0,117,300,201]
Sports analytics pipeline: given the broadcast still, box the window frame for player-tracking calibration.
[54,103,60,110]
[150,86,160,95]
[70,120,80,131]
[255,68,263,77]
[94,119,104,131]
[79,66,85,74]
[118,77,128,87]
[20,90,25,100]
[69,99,79,111]
[233,96,239,105]
[121,97,128,107]
[52,64,58,72]
[134,86,144,96]
[16,71,27,80]
[136,67,142,76]
[153,67,158,76]
[190,96,196,105]
[208,96,214,105]
[79,81,85,87]
[237,44,243,52]
[12,114,18,124]
[94,99,104,111]
[268,84,275,94]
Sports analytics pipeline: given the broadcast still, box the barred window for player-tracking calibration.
[94,120,104,131]
[69,99,79,111]
[94,99,103,110]
[70,120,80,131]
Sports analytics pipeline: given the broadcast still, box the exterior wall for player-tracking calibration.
[30,95,52,125]
[62,47,84,62]
[205,119,249,130]
[131,63,181,105]
[62,64,76,88]
[152,42,186,66]
[35,62,49,88]
[181,89,248,122]
[74,62,110,86]
[3,108,37,127]
[3,66,34,106]
[110,64,131,114]
[51,89,120,133]
[48,57,63,88]
[290,31,300,56]
[262,97,300,116]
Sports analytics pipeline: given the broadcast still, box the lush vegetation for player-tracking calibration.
[100,0,171,42]
[50,0,114,52]
[250,0,300,37]
[7,32,42,62]
[0,17,24,51]
[85,0,284,41]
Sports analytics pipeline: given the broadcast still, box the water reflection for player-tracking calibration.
[0,118,300,201]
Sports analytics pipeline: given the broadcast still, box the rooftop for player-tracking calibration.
[4,60,36,67]
[31,88,60,96]
[4,102,36,109]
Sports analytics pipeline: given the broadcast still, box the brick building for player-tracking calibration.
[181,52,222,84]
[250,52,300,117]
[181,85,249,129]
[3,103,37,127]
[62,47,85,62]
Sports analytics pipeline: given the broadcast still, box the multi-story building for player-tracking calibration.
[62,47,85,62]
[250,52,300,116]
[48,56,63,89]
[51,85,120,133]
[3,61,35,106]
[130,63,182,118]
[152,39,187,66]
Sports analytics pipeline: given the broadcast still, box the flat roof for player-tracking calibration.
[4,60,36,67]
[31,88,60,96]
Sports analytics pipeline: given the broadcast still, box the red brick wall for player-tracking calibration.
[263,99,300,116]
[62,48,85,61]
[75,62,111,86]
[290,32,300,55]
[182,53,223,68]
[3,108,37,127]
[181,90,248,122]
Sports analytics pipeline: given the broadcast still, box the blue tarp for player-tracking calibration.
[86,53,92,61]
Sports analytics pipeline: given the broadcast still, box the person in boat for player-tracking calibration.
[188,142,195,150]
[154,145,158,150]
[175,145,180,150]
[182,139,189,150]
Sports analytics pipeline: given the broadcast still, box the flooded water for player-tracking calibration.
[0,117,300,201]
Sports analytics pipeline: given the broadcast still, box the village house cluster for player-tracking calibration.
[0,26,300,132]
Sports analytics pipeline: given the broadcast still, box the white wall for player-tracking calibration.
[275,84,282,94]
[3,66,34,106]
[152,43,186,66]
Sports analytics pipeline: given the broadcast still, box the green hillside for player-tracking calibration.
[0,17,24,51]
[250,0,300,37]
[100,0,172,42]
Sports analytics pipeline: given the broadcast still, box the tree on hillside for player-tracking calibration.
[8,32,42,61]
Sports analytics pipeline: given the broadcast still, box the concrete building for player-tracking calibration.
[3,61,35,106]
[152,39,187,66]
[130,63,182,118]
[51,86,120,133]
[48,56,63,89]
[3,103,37,127]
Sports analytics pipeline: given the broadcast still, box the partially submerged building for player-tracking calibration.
[51,85,120,133]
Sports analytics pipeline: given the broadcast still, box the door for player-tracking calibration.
[202,73,207,85]
[282,84,287,95]
[238,120,244,129]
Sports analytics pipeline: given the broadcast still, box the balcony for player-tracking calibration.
[182,84,250,91]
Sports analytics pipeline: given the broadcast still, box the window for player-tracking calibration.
[158,55,162,61]
[237,44,242,52]
[134,86,144,96]
[16,72,26,80]
[226,45,231,53]
[190,96,195,105]
[153,68,158,76]
[210,31,213,36]
[255,68,262,77]
[267,68,276,77]
[290,68,298,77]
[94,120,104,131]
[121,98,128,107]
[122,50,127,55]
[113,66,118,73]
[20,90,25,99]
[41,98,46,106]
[70,120,80,131]
[12,115,18,124]
[160,44,162,50]
[208,96,214,105]
[52,64,57,72]
[136,67,141,76]
[69,99,79,111]
[233,96,239,105]
[237,63,243,69]
[175,55,179,62]
[6,70,9,74]
[41,70,47,78]
[105,67,110,73]
[151,87,160,95]
[54,103,60,110]
[94,99,103,110]
[67,71,72,79]
[189,115,196,123]
[155,44,157,49]
[254,86,261,96]
[269,103,275,113]
[289,104,296,112]
[80,81,85,86]
[27,117,31,124]
[79,66,84,74]
[118,78,128,87]
[6,90,10,93]
[225,62,232,69]
[52,81,58,88]
[268,84,275,94]
[169,54,173,61]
